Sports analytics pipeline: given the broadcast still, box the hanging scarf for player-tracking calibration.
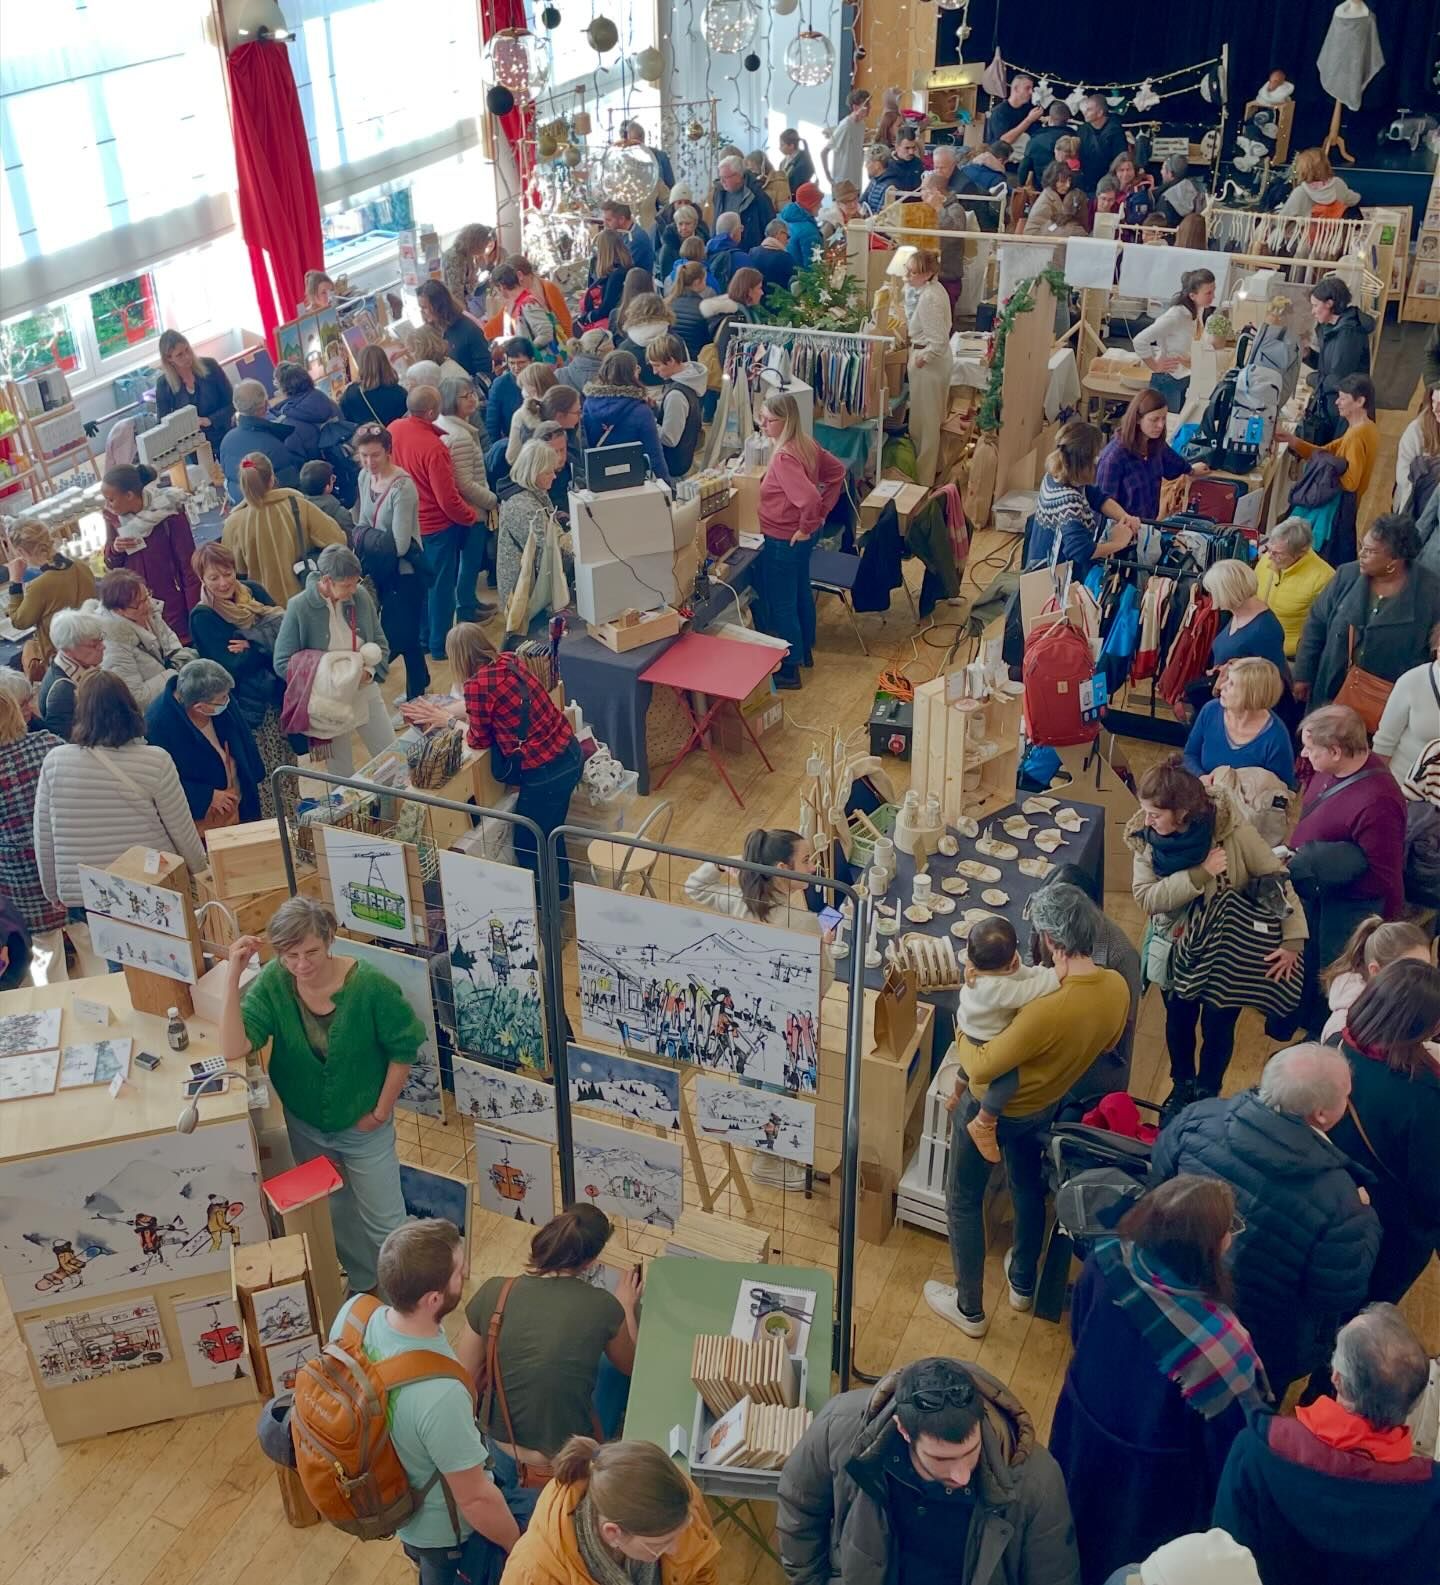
[1093,1238,1265,1420]
[572,1491,662,1585]
[1294,1394,1417,1463]
[1145,810,1215,877]
[200,580,281,630]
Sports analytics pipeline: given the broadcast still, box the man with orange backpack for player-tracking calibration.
[292,1219,519,1583]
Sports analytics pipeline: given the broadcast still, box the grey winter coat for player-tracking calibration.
[33,740,208,906]
[496,487,557,613]
[557,352,605,394]
[273,575,390,683]
[1295,561,1440,706]
[89,603,195,709]
[776,1364,1080,1585]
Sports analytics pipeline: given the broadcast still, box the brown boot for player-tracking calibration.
[967,1109,1001,1164]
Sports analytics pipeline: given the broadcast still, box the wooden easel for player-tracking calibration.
[1054,288,1109,380]
[1322,97,1355,164]
[679,1097,755,1215]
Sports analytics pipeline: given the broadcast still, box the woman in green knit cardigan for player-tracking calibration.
[221,896,425,1294]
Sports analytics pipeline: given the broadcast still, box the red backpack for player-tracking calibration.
[1023,618,1099,746]
[1157,592,1221,710]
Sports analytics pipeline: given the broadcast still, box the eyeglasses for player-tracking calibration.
[1228,1212,1247,1237]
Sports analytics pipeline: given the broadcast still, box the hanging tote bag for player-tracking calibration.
[1169,875,1303,1019]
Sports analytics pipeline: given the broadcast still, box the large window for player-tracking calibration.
[0,0,235,320]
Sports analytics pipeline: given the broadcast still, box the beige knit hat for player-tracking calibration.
[1141,1531,1261,1585]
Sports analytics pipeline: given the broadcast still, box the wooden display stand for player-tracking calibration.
[96,846,203,1016]
[263,1159,346,1336]
[910,678,1024,826]
[1242,97,1294,166]
[917,65,985,152]
[1,375,103,504]
[232,1235,321,1529]
[0,974,259,1445]
[1401,171,1440,325]
[993,280,1057,497]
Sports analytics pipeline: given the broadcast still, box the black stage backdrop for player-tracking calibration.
[939,2,1440,152]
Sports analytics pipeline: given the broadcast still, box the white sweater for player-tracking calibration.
[683,861,821,934]
[957,963,1061,1043]
[1133,304,1199,370]
[1393,415,1427,513]
[1372,661,1440,793]
[906,279,954,363]
[33,740,208,907]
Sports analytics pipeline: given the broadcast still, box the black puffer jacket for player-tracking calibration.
[1150,1092,1379,1390]
[1304,304,1374,440]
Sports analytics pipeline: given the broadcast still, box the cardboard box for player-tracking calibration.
[711,697,783,752]
[574,552,677,625]
[859,480,929,538]
[206,819,288,899]
[590,605,683,652]
[828,1156,897,1245]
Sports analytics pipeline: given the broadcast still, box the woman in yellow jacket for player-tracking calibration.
[1255,516,1335,658]
[502,1438,719,1585]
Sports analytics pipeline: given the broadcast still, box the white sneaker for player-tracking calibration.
[1003,1250,1034,1313]
[923,1280,989,1338]
[749,1155,808,1190]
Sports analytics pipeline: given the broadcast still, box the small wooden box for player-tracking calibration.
[206,819,289,900]
[591,606,683,653]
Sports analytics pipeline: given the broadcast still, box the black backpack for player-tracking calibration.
[1181,368,1239,467]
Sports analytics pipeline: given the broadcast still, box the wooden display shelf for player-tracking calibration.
[1,378,102,501]
[910,678,1024,826]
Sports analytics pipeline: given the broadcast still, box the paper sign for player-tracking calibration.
[108,1071,126,1099]
[73,998,111,1026]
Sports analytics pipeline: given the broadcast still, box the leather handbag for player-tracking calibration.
[1334,625,1394,734]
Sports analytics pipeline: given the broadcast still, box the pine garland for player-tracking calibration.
[977,264,1068,433]
[762,257,870,333]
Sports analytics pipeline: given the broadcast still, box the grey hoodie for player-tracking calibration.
[1281,175,1361,217]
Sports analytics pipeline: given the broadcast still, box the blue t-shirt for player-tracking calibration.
[329,1296,490,1549]
[1183,699,1296,786]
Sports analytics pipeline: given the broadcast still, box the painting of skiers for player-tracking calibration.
[568,1045,681,1130]
[25,1296,170,1389]
[571,1118,682,1232]
[0,1122,264,1304]
[574,887,821,1093]
[78,865,188,938]
[439,852,545,1071]
[452,1058,555,1141]
[694,1076,816,1165]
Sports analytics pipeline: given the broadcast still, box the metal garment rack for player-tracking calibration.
[1094,546,1206,746]
[725,322,898,480]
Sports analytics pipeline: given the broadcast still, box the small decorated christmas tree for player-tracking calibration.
[763,256,869,332]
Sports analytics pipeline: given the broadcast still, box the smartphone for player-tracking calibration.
[818,906,844,933]
[135,1051,161,1071]
[183,1074,228,1098]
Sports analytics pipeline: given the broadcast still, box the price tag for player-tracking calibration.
[73,997,111,1026]
[108,1071,126,1099]
[1080,672,1109,723]
[143,848,162,875]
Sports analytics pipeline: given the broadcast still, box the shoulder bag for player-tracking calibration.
[1170,875,1303,1019]
[288,495,321,580]
[1334,625,1395,734]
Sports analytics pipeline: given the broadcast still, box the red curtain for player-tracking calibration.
[478,0,533,208]
[227,41,323,352]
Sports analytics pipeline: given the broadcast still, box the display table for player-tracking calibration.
[0,974,262,1443]
[640,633,782,807]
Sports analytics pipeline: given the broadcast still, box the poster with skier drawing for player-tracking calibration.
[574,886,821,1092]
[571,1117,683,1232]
[24,1296,170,1389]
[78,865,188,938]
[694,1075,816,1165]
[452,1058,555,1141]
[439,851,545,1071]
[0,1122,264,1305]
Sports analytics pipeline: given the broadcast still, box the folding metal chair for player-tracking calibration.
[809,548,869,655]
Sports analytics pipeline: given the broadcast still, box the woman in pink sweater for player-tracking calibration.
[756,393,846,689]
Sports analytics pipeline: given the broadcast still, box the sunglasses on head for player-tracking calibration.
[902,1377,973,1413]
[354,424,386,442]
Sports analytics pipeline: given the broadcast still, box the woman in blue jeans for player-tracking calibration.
[220,896,425,1294]
[755,393,847,690]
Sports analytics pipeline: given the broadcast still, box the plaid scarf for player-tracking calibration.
[1093,1237,1266,1419]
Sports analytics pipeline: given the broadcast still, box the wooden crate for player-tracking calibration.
[206,819,289,900]
[193,868,321,957]
[910,678,1023,825]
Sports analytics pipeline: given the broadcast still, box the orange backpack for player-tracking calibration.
[290,1294,475,1541]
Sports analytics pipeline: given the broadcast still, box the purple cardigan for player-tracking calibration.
[1095,437,1191,520]
[1291,754,1407,918]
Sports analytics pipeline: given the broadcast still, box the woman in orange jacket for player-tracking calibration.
[501,1438,719,1585]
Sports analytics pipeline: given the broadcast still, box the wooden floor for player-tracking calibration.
[2,398,1436,1585]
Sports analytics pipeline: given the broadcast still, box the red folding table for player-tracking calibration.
[639,631,781,807]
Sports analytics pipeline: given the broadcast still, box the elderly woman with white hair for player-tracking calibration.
[37,606,106,740]
[1255,516,1336,660]
[145,658,266,831]
[273,544,395,777]
[497,440,569,634]
[1183,558,1291,720]
[658,203,705,280]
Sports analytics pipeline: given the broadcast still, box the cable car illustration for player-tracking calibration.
[197,1304,245,1367]
[488,1140,533,1204]
[340,851,408,931]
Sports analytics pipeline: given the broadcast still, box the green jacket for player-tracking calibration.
[273,574,391,683]
[241,958,423,1132]
[905,496,961,599]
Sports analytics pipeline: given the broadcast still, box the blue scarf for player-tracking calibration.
[1145,814,1214,877]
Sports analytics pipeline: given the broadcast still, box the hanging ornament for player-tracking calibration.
[1133,78,1159,112]
[743,51,761,72]
[686,119,706,141]
[636,46,665,83]
[772,0,799,12]
[784,31,833,88]
[484,28,549,101]
[1106,91,1127,111]
[597,143,660,208]
[540,4,561,26]
[572,86,592,137]
[702,0,759,54]
[585,15,619,51]
[486,85,516,117]
[563,145,582,167]
[936,0,965,9]
[1034,76,1053,109]
[1064,84,1087,114]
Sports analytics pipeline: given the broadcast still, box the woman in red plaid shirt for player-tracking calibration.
[404,623,581,889]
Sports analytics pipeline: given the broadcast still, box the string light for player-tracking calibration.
[785,30,833,88]
[998,50,1224,97]
[702,0,759,54]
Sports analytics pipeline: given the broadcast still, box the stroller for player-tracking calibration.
[1032,1094,1161,1321]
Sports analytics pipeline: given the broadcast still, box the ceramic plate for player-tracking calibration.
[1022,796,1058,814]
[1034,829,1067,853]
[981,888,1010,906]
[1055,808,1085,832]
[941,876,969,895]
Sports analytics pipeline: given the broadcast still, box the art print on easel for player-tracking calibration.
[86,913,199,983]
[331,936,442,1116]
[452,1057,555,1141]
[439,852,545,1071]
[78,865,187,938]
[694,1075,816,1166]
[321,826,414,945]
[172,1293,251,1387]
[24,1296,170,1389]
[568,1045,681,1131]
[574,886,821,1092]
[571,1117,683,1232]
[473,1125,555,1226]
[0,1121,264,1303]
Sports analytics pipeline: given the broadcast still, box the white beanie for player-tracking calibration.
[1141,1531,1261,1585]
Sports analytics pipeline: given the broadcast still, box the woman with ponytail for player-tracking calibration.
[502,1436,717,1585]
[685,827,823,934]
[1320,915,1432,1044]
[219,451,347,604]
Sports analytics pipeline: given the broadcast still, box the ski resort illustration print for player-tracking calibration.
[571,1117,683,1232]
[439,851,545,1070]
[574,887,821,1092]
[0,1122,264,1303]
[568,1045,681,1129]
[452,1058,556,1140]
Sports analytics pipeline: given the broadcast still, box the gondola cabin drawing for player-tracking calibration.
[342,855,408,931]
[473,1125,554,1224]
[322,827,414,943]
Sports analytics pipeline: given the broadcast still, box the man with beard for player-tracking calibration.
[328,1219,519,1583]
